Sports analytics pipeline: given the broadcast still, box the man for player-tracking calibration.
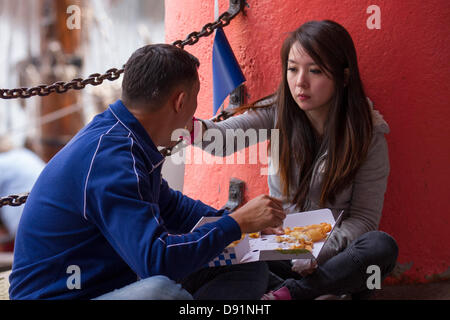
[9,44,286,300]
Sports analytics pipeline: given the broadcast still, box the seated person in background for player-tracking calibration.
[9,44,285,300]
[0,137,45,239]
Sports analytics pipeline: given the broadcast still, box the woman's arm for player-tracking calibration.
[317,131,390,264]
[197,105,276,157]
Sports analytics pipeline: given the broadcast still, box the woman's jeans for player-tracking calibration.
[268,231,398,300]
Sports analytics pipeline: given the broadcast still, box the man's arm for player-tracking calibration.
[158,178,228,234]
[84,136,242,281]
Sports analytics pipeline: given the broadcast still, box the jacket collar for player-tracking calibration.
[108,99,165,166]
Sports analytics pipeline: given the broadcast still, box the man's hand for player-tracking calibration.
[229,195,286,234]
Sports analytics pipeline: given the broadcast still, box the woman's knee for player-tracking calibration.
[354,231,399,271]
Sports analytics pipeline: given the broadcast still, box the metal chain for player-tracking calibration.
[172,12,233,49]
[0,193,29,208]
[0,68,124,100]
[0,3,244,100]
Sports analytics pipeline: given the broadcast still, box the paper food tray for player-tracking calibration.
[192,208,343,266]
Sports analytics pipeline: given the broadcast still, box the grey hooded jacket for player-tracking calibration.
[199,103,390,264]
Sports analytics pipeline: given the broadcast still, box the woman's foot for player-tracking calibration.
[261,286,292,300]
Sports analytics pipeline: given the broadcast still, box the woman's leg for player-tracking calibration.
[266,260,302,291]
[93,275,193,300]
[181,261,269,300]
[282,231,398,300]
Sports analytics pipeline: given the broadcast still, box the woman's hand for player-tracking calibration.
[184,116,195,134]
[291,259,318,276]
[183,117,206,145]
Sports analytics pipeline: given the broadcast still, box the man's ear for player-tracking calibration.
[173,90,186,113]
[344,68,350,87]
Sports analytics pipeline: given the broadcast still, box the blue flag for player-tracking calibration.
[212,27,246,116]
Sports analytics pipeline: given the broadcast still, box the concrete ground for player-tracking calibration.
[372,280,450,300]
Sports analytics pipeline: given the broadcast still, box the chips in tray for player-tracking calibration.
[227,234,246,248]
[227,223,332,253]
[275,222,332,252]
[227,232,260,248]
[248,232,260,239]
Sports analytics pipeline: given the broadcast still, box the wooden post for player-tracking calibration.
[37,0,83,162]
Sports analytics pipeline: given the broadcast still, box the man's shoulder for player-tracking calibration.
[67,115,130,156]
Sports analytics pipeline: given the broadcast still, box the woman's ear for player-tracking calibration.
[344,68,350,87]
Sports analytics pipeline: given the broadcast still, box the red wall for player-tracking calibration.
[165,0,450,283]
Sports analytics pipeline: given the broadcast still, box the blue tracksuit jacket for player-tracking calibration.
[9,100,241,299]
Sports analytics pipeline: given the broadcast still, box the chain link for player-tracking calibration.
[0,7,242,100]
[172,12,232,49]
[0,193,29,208]
[0,68,125,100]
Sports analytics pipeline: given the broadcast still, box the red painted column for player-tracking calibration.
[165,0,450,283]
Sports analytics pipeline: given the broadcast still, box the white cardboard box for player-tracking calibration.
[192,208,343,267]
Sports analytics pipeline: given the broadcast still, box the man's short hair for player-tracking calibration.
[122,44,200,108]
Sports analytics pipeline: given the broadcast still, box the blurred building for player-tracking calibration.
[0,0,169,250]
[0,0,165,161]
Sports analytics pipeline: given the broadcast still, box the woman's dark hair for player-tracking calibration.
[122,44,200,109]
[235,20,373,210]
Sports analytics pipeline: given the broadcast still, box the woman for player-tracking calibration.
[191,20,398,299]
